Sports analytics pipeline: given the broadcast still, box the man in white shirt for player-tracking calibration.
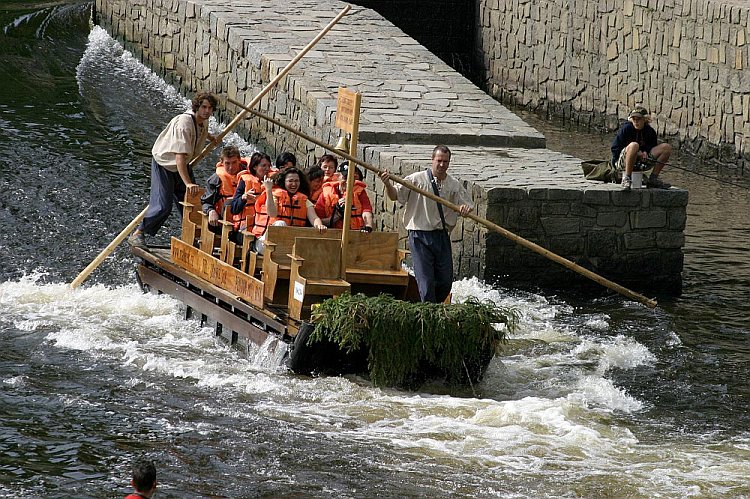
[129,92,218,247]
[380,145,473,302]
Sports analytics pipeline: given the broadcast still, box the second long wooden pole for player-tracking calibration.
[228,98,658,309]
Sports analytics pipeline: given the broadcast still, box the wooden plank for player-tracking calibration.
[292,238,343,278]
[137,265,273,347]
[134,246,288,334]
[170,237,265,308]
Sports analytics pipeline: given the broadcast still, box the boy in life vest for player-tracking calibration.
[124,457,156,499]
[230,151,272,231]
[252,166,326,254]
[200,145,244,239]
[315,161,373,232]
[315,153,338,184]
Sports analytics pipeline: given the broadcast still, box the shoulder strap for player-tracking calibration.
[184,112,199,154]
[426,168,447,231]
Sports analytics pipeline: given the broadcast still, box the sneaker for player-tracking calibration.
[621,176,632,191]
[127,231,147,248]
[646,176,671,189]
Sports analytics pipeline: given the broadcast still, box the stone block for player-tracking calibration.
[630,210,667,229]
[547,188,583,201]
[611,191,644,206]
[656,231,685,248]
[549,235,584,255]
[668,209,687,230]
[597,211,627,227]
[540,216,580,235]
[623,231,655,250]
[488,187,526,202]
[505,206,539,229]
[583,189,612,206]
[587,230,618,257]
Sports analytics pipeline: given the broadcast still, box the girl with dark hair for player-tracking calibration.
[231,152,272,230]
[251,167,326,253]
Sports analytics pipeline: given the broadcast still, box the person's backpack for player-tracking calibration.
[581,159,619,182]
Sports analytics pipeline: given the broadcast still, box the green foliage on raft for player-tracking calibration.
[309,293,518,387]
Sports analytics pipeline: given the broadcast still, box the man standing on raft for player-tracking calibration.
[380,145,473,303]
[129,92,219,247]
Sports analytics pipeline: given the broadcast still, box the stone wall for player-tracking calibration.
[477,0,750,169]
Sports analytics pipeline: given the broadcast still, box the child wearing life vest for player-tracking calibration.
[252,166,327,254]
[200,146,244,236]
[314,161,373,232]
[315,153,338,184]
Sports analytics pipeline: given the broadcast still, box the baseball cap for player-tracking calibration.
[629,106,649,118]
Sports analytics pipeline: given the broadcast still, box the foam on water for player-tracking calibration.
[3,275,750,495]
[76,27,253,154]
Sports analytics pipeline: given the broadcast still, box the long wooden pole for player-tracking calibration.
[70,206,148,289]
[189,4,351,167]
[70,5,351,289]
[228,99,658,309]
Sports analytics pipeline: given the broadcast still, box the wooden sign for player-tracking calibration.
[335,87,361,133]
[171,237,264,308]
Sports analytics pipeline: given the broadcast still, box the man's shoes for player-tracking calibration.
[621,176,632,191]
[127,231,147,248]
[646,176,671,189]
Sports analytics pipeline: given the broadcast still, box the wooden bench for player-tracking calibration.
[262,226,342,304]
[344,231,410,288]
[287,237,350,321]
[261,225,409,305]
[179,188,205,247]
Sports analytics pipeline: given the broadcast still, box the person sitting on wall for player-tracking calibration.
[611,106,673,190]
[315,161,373,232]
[306,165,325,203]
[315,153,338,183]
[251,166,326,254]
[230,151,272,231]
[200,146,244,239]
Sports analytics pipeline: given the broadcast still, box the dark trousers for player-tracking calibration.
[408,229,453,303]
[138,159,194,236]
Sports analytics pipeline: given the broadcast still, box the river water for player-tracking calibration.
[1,2,749,497]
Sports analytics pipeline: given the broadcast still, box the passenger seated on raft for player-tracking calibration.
[315,161,373,232]
[274,151,297,172]
[230,151,272,231]
[315,153,338,184]
[305,165,325,203]
[251,166,327,254]
[200,145,244,239]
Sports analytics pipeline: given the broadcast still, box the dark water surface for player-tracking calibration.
[1,2,749,497]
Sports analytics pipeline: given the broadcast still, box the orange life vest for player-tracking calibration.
[318,180,367,229]
[236,169,263,230]
[251,187,309,237]
[212,164,239,220]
